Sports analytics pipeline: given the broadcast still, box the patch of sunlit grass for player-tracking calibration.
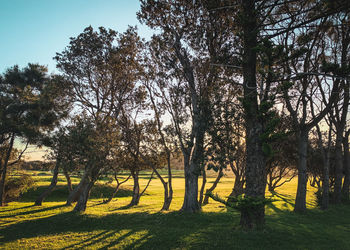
[1,170,349,249]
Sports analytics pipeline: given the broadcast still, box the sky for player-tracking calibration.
[0,0,153,74]
[0,0,154,160]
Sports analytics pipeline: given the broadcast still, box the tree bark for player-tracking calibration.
[239,0,266,229]
[294,130,308,212]
[104,174,131,204]
[128,169,140,207]
[342,130,350,201]
[161,155,173,211]
[203,168,223,205]
[73,179,94,212]
[34,161,60,206]
[228,176,245,203]
[321,124,332,210]
[333,131,344,204]
[66,171,88,206]
[0,134,15,206]
[181,153,201,212]
[198,167,207,206]
[63,168,73,193]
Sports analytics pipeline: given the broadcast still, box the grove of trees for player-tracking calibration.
[1,0,349,230]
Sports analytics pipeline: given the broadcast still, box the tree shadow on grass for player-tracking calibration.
[1,204,350,249]
[0,204,65,219]
[0,205,35,213]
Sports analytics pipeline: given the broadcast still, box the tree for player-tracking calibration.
[138,0,231,212]
[0,64,69,206]
[55,26,144,212]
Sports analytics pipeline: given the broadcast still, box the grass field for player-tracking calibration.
[1,170,350,249]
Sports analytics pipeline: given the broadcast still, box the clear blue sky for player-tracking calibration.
[0,0,153,74]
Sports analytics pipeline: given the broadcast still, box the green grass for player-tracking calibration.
[1,170,350,249]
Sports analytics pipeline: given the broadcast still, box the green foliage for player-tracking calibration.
[207,192,274,213]
[4,174,36,202]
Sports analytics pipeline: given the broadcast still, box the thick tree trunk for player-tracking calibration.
[342,131,350,201]
[334,132,344,204]
[239,0,266,229]
[203,168,223,205]
[73,180,94,212]
[0,134,15,206]
[63,168,73,193]
[181,154,200,212]
[66,171,89,206]
[294,130,308,212]
[128,170,140,207]
[34,162,60,206]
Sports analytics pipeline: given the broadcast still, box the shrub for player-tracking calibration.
[4,174,36,203]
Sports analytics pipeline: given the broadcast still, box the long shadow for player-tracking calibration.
[0,204,65,219]
[0,205,35,213]
[270,191,295,206]
[100,231,134,249]
[1,204,350,249]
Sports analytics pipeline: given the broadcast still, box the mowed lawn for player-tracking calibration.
[1,170,350,249]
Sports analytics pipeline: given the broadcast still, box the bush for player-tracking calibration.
[4,174,36,203]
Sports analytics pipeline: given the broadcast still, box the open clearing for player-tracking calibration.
[1,171,350,249]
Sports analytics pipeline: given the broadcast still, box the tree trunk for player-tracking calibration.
[321,125,332,210]
[294,130,308,212]
[161,155,173,211]
[0,134,15,206]
[66,171,89,206]
[342,131,350,201]
[228,176,244,203]
[161,182,172,211]
[333,131,344,204]
[34,161,60,206]
[105,174,131,204]
[239,0,266,229]
[73,180,94,212]
[63,168,73,193]
[203,168,223,205]
[181,154,200,212]
[128,170,140,207]
[321,149,330,210]
[105,182,122,204]
[198,167,207,206]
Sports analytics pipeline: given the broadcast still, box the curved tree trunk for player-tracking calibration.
[161,155,173,211]
[161,182,172,211]
[104,174,131,204]
[228,175,245,203]
[66,171,88,206]
[128,170,140,207]
[203,168,223,205]
[72,165,101,212]
[63,168,73,193]
[294,130,308,213]
[73,180,94,212]
[198,167,207,206]
[34,161,60,206]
